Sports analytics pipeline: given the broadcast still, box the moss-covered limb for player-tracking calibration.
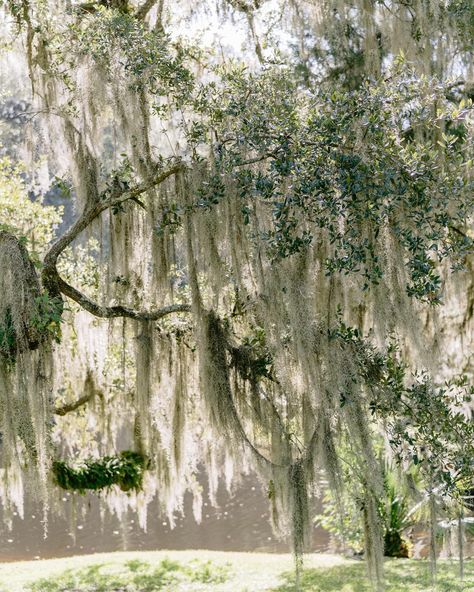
[53,392,95,416]
[52,451,148,493]
[42,161,190,321]
[57,276,191,320]
[53,371,106,416]
[0,231,46,357]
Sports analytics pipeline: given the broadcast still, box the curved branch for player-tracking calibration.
[58,275,191,320]
[44,162,184,270]
[42,161,190,321]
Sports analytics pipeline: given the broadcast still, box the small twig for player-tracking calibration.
[234,150,277,167]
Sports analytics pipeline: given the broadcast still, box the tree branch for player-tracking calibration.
[58,275,191,319]
[54,392,96,416]
[135,0,158,20]
[44,161,184,269]
[234,151,277,167]
[42,161,191,321]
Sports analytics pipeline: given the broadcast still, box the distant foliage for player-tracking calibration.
[0,157,63,259]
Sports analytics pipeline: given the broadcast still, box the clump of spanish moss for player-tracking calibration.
[0,308,16,363]
[289,460,311,585]
[198,311,245,441]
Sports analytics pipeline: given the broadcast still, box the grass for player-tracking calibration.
[275,559,474,591]
[0,551,472,592]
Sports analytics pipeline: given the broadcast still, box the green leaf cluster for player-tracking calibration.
[196,65,474,303]
[52,451,148,493]
[331,317,474,494]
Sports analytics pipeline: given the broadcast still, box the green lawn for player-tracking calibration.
[0,551,472,592]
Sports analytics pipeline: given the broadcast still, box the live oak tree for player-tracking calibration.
[0,2,473,590]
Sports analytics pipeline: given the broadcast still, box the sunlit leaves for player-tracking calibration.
[332,318,474,494]
[0,157,63,261]
[197,65,474,303]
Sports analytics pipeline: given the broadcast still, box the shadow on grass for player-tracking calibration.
[272,560,474,592]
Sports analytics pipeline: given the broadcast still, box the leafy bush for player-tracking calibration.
[315,460,414,558]
[28,558,231,591]
[185,559,230,584]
